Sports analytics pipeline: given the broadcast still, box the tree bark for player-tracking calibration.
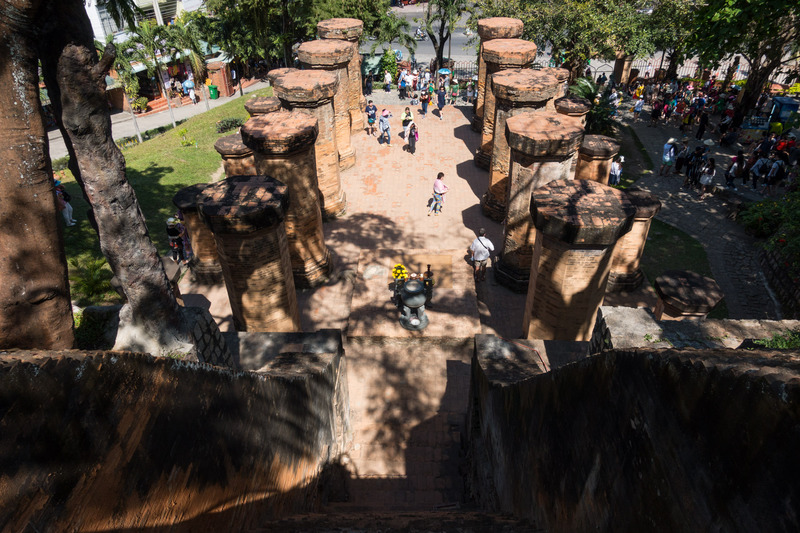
[0,0,74,349]
[37,0,194,357]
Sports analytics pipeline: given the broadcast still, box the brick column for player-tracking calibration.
[172,183,222,283]
[267,68,297,88]
[244,96,282,117]
[199,175,300,332]
[473,17,524,133]
[474,39,537,170]
[298,40,356,170]
[554,95,592,125]
[495,113,584,292]
[214,133,256,179]
[482,69,560,221]
[241,110,331,288]
[523,180,635,341]
[653,270,724,320]
[540,67,570,105]
[607,188,662,292]
[317,18,365,133]
[274,70,346,219]
[574,135,620,184]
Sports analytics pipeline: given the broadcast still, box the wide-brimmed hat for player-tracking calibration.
[704,138,715,146]
[618,156,625,163]
[667,138,677,144]
[382,109,390,116]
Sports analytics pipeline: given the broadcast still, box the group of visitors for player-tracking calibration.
[370,67,475,106]
[364,85,449,151]
[166,74,198,105]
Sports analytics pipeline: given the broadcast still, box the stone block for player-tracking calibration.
[244,96,282,117]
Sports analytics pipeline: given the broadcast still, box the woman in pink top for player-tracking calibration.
[428,172,449,215]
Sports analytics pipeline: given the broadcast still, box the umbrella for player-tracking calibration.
[438,68,451,75]
[184,80,195,89]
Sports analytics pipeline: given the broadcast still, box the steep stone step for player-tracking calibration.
[248,510,541,532]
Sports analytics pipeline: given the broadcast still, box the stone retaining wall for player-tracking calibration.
[467,334,800,532]
[0,339,349,532]
[761,249,800,319]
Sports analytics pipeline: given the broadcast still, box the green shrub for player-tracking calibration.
[739,200,784,238]
[753,330,800,350]
[69,257,114,306]
[131,96,149,113]
[380,48,398,83]
[740,192,800,277]
[52,155,70,172]
[177,127,196,147]
[215,117,244,134]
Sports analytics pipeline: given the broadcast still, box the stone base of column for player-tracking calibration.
[474,149,491,170]
[190,260,224,285]
[321,190,347,220]
[350,109,364,133]
[294,248,334,289]
[339,147,356,170]
[471,115,483,133]
[481,191,505,222]
[494,257,530,292]
[605,268,644,293]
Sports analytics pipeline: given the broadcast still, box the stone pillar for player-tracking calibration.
[298,40,356,170]
[482,69,560,221]
[317,18,365,134]
[574,135,620,184]
[653,270,724,321]
[475,38,537,170]
[267,68,297,88]
[523,180,635,341]
[274,70,346,219]
[606,188,662,292]
[172,183,222,282]
[241,110,332,288]
[613,52,634,86]
[495,113,584,292]
[199,175,300,332]
[245,96,282,117]
[473,17,524,133]
[214,133,256,179]
[540,67,570,104]
[554,95,592,125]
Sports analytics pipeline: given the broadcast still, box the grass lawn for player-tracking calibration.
[641,219,729,319]
[59,87,272,303]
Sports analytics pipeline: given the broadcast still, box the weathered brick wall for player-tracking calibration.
[0,343,349,532]
[468,334,800,532]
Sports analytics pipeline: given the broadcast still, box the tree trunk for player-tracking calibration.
[37,0,194,358]
[0,0,74,349]
[740,56,778,116]
[664,49,680,81]
[155,65,178,129]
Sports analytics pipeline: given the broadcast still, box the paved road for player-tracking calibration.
[47,81,270,162]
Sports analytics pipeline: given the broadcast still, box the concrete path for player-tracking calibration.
[616,102,782,319]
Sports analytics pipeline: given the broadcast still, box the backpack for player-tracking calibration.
[60,188,71,202]
[774,160,787,182]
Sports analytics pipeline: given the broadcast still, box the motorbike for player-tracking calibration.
[414,28,427,41]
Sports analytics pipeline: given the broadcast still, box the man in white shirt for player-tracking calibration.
[469,228,494,282]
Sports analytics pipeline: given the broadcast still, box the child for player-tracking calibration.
[410,93,419,105]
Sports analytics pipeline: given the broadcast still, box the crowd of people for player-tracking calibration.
[365,67,477,107]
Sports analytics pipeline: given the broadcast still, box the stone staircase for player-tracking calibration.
[139,94,199,117]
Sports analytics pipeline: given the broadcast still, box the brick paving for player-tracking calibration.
[616,104,781,319]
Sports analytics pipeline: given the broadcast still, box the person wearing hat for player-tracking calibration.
[469,228,494,282]
[449,78,459,105]
[674,138,690,175]
[166,217,186,263]
[378,108,393,146]
[54,179,76,227]
[659,138,678,176]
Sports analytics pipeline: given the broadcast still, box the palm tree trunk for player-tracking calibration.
[37,0,194,358]
[156,65,178,129]
[202,84,210,111]
[0,0,74,349]
[124,92,144,143]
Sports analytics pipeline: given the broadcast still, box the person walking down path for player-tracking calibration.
[384,70,392,92]
[470,228,494,282]
[407,122,418,155]
[699,158,717,198]
[401,107,414,138]
[609,156,623,186]
[365,100,378,136]
[696,110,709,140]
[659,138,677,176]
[428,172,449,215]
[54,180,76,227]
[420,90,430,118]
[633,98,644,121]
[436,86,446,120]
[378,109,393,147]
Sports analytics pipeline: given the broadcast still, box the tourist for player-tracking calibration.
[407,122,418,155]
[365,100,377,136]
[469,228,495,282]
[763,152,786,196]
[166,217,186,263]
[401,106,414,138]
[749,152,771,190]
[410,93,420,106]
[399,73,407,100]
[420,90,430,118]
[699,158,716,198]
[633,98,644,121]
[609,156,623,186]
[365,74,373,96]
[648,100,662,126]
[436,85,446,120]
[465,81,474,103]
[674,139,690,175]
[695,110,709,140]
[383,70,392,92]
[660,138,677,176]
[684,146,707,189]
[724,150,745,190]
[378,109,392,147]
[428,172,449,215]
[449,78,459,105]
[596,72,607,86]
[54,180,75,227]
